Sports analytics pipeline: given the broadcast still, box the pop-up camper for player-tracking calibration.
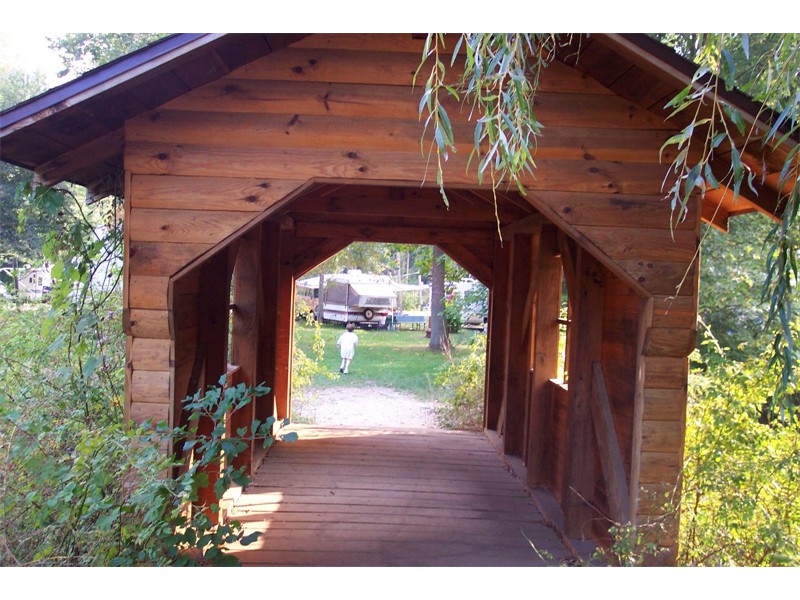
[297,272,398,328]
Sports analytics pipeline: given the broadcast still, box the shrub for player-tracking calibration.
[0,374,290,566]
[434,333,486,430]
[443,296,463,334]
[678,345,800,566]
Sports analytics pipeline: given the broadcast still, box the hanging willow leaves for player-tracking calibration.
[416,34,563,205]
[418,33,800,419]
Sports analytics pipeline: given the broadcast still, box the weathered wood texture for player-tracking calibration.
[526,226,562,486]
[118,35,702,561]
[229,226,264,473]
[225,425,582,566]
[273,224,296,421]
[484,240,511,432]
[591,362,631,528]
[124,34,694,299]
[563,249,605,539]
[503,232,537,457]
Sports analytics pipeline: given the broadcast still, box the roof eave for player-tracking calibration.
[0,33,225,138]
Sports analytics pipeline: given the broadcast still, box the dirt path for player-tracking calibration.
[291,385,440,429]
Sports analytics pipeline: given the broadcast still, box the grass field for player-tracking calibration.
[293,321,483,397]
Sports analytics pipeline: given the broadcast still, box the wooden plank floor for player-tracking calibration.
[225,425,585,566]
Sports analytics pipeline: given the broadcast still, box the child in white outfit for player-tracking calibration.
[337,323,359,374]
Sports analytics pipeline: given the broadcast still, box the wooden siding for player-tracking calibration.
[120,34,701,559]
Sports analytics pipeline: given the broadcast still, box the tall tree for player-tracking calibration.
[428,246,450,353]
[49,33,167,78]
[0,62,50,269]
[2,34,168,269]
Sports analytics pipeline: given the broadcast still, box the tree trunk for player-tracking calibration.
[428,246,450,353]
[316,272,325,322]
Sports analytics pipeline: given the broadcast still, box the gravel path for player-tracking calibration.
[291,385,440,428]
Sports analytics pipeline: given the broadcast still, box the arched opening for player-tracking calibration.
[159,178,676,557]
[290,242,490,431]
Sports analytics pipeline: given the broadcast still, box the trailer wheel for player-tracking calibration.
[363,308,375,320]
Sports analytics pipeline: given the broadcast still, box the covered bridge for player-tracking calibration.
[1,33,792,564]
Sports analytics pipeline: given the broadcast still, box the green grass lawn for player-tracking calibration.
[293,321,482,397]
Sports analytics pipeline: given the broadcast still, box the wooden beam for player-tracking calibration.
[700,194,730,232]
[258,220,281,424]
[557,231,578,300]
[295,221,495,245]
[500,213,545,237]
[273,224,296,421]
[229,226,265,475]
[503,233,535,457]
[293,238,352,278]
[527,226,562,487]
[629,297,653,528]
[195,248,233,516]
[484,239,511,432]
[438,242,494,288]
[287,184,530,223]
[563,248,604,540]
[591,362,631,527]
[35,129,124,186]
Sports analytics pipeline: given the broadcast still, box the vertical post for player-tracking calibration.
[230,227,264,475]
[316,272,325,322]
[195,248,233,516]
[503,232,535,457]
[527,225,561,487]
[258,220,281,425]
[628,296,653,527]
[484,238,511,431]
[273,220,296,421]
[563,248,604,539]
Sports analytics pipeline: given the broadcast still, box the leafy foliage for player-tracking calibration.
[1,179,291,566]
[1,364,282,565]
[48,33,168,79]
[656,33,800,414]
[418,32,800,412]
[680,336,800,565]
[0,64,50,266]
[433,333,486,431]
[699,214,775,361]
[417,34,561,204]
[292,313,339,401]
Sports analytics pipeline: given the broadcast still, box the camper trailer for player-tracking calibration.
[297,272,398,329]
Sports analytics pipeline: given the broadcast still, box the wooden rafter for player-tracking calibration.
[437,242,494,287]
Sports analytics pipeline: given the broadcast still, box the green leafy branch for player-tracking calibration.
[659,33,799,417]
[416,34,559,206]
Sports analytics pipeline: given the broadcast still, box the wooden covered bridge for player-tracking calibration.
[0,33,791,565]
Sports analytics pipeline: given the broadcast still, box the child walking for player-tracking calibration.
[337,322,359,374]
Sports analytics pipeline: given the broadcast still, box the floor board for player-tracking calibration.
[225,425,589,566]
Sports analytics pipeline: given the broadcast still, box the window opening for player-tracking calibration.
[557,269,570,383]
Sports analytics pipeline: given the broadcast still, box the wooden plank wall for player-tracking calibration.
[121,34,700,557]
